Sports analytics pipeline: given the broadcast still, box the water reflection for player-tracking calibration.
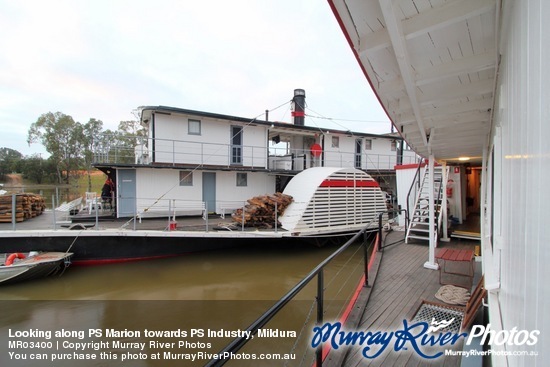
[0,241,365,366]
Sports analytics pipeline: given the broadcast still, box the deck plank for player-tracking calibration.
[338,235,475,367]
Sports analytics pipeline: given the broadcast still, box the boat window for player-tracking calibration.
[365,139,372,150]
[236,172,247,187]
[188,119,201,135]
[179,171,193,186]
[331,136,339,148]
[231,126,243,165]
[355,139,362,168]
[391,140,397,151]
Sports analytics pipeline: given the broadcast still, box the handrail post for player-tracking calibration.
[241,203,245,232]
[52,195,57,230]
[11,194,16,231]
[274,202,278,233]
[95,196,99,229]
[364,229,370,287]
[205,201,209,232]
[316,269,324,367]
[378,212,384,250]
[168,200,172,229]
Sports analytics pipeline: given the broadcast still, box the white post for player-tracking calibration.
[440,161,450,242]
[424,155,439,270]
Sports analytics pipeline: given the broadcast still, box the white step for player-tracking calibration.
[406,234,430,241]
[410,223,430,228]
[409,228,430,233]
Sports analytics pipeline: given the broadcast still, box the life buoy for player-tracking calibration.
[310,143,322,157]
[5,253,25,266]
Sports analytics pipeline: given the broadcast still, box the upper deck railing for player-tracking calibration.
[92,134,419,171]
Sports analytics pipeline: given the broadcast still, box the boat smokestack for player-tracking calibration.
[291,89,306,125]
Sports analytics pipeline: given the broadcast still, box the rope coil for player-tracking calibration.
[435,285,470,306]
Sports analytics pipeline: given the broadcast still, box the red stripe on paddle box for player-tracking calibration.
[320,179,379,188]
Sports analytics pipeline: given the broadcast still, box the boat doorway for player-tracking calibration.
[117,169,136,217]
[450,166,481,240]
[202,172,216,213]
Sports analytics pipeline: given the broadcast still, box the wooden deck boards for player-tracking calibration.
[337,234,478,367]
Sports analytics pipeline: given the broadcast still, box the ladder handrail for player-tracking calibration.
[406,158,424,221]
[435,166,449,235]
[406,162,444,243]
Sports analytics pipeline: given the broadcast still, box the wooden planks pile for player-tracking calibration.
[0,193,46,223]
[232,192,293,228]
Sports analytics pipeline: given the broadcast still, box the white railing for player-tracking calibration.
[268,147,420,171]
[93,134,419,171]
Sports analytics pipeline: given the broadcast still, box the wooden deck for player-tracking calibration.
[325,231,481,367]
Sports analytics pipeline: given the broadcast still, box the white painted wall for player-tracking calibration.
[134,168,275,217]
[365,138,398,170]
[135,168,202,217]
[482,1,550,364]
[151,113,268,167]
[446,168,462,223]
[323,134,399,170]
[214,171,275,211]
[401,149,418,165]
[323,134,355,168]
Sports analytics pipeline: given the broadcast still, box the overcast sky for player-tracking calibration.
[0,0,390,157]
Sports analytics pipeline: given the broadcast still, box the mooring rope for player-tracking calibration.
[65,230,84,255]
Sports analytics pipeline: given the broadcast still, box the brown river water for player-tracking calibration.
[0,240,367,367]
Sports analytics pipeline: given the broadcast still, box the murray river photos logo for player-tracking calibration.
[310,319,539,360]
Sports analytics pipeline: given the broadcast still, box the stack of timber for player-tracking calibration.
[231,193,293,228]
[0,193,46,223]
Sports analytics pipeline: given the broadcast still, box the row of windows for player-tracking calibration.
[179,171,248,186]
[190,118,398,152]
[331,137,396,151]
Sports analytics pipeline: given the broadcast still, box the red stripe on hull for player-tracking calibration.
[320,179,379,188]
[72,254,184,266]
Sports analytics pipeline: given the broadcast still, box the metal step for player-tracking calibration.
[408,228,431,233]
[409,222,430,227]
[406,234,430,241]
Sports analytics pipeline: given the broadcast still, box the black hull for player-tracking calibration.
[0,233,285,265]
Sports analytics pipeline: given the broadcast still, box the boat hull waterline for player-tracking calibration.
[0,252,73,285]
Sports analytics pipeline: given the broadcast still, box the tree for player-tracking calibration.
[113,119,147,164]
[82,118,104,191]
[27,112,86,184]
[92,115,146,165]
[0,147,23,180]
[20,154,46,184]
[17,155,63,185]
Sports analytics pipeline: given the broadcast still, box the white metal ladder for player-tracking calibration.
[405,165,446,243]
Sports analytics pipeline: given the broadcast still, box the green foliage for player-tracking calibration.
[21,109,144,186]
[19,154,58,184]
[93,117,147,164]
[0,147,23,179]
[28,112,86,184]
